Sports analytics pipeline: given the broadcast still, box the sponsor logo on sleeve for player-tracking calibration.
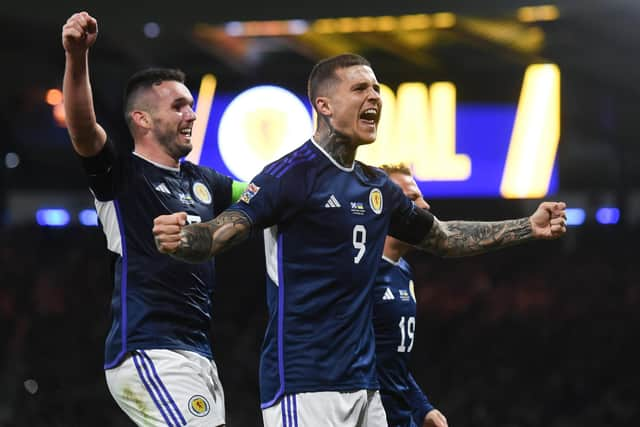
[240,182,260,204]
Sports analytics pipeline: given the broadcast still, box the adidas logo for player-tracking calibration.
[324,194,341,208]
[382,287,395,300]
[154,183,171,194]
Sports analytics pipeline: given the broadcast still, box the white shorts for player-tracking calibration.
[262,390,387,427]
[105,349,225,426]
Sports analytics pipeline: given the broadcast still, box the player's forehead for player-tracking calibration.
[335,65,378,86]
[150,80,193,103]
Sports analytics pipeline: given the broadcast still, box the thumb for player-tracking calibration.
[550,201,567,216]
[176,212,188,226]
[85,15,98,34]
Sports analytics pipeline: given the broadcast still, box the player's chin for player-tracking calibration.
[176,142,193,158]
[356,131,377,145]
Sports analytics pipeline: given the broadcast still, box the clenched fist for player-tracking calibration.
[62,11,98,56]
[530,201,567,239]
[152,212,188,254]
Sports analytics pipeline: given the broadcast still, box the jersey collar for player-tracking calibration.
[133,152,181,172]
[310,137,355,172]
[381,255,401,266]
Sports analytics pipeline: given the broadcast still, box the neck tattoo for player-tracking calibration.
[315,115,356,168]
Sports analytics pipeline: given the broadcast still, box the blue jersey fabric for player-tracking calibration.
[373,257,434,427]
[80,139,233,369]
[230,139,434,407]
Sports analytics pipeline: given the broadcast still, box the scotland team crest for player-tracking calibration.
[188,395,210,417]
[192,182,212,204]
[369,188,383,214]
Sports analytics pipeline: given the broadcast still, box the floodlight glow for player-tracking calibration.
[217,85,313,181]
[595,207,620,225]
[565,208,585,226]
[225,22,244,36]
[5,152,19,168]
[36,209,70,227]
[288,20,309,34]
[500,63,560,198]
[143,22,160,39]
[45,89,63,106]
[79,209,98,226]
[185,74,217,165]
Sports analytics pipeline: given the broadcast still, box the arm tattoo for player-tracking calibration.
[171,210,251,263]
[418,217,533,257]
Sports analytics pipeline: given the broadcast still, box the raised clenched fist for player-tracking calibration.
[62,11,98,55]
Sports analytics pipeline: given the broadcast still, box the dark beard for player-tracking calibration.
[156,130,192,160]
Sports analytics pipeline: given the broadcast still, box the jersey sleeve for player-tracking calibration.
[407,372,435,425]
[387,180,435,245]
[78,138,128,201]
[229,165,309,230]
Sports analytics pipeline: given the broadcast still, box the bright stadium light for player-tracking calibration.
[565,208,586,226]
[78,209,98,226]
[36,209,70,227]
[218,85,313,182]
[5,152,20,168]
[143,22,161,39]
[595,207,620,225]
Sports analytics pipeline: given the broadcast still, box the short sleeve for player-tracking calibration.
[78,138,128,201]
[229,166,309,230]
[386,180,434,245]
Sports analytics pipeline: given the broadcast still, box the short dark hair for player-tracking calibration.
[307,53,371,110]
[123,68,186,126]
[379,163,412,176]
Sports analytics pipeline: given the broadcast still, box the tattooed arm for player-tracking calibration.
[153,210,251,263]
[416,201,567,257]
[418,217,533,257]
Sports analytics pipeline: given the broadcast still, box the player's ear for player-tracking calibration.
[131,110,152,129]
[315,97,331,117]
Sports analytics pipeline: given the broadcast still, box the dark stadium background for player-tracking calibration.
[1,1,639,425]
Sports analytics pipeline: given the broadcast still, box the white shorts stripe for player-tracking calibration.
[281,397,286,426]
[139,351,187,425]
[107,349,226,426]
[286,395,291,427]
[263,390,386,427]
[132,352,176,426]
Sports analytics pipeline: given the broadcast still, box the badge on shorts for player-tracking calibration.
[369,188,383,214]
[192,182,212,205]
[188,395,210,417]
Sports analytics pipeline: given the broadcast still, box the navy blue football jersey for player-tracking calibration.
[373,257,434,427]
[80,139,233,368]
[230,139,434,408]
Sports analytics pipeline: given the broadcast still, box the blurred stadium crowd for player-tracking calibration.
[0,224,638,426]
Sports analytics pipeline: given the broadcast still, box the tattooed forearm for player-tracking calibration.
[171,210,251,263]
[418,217,533,257]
